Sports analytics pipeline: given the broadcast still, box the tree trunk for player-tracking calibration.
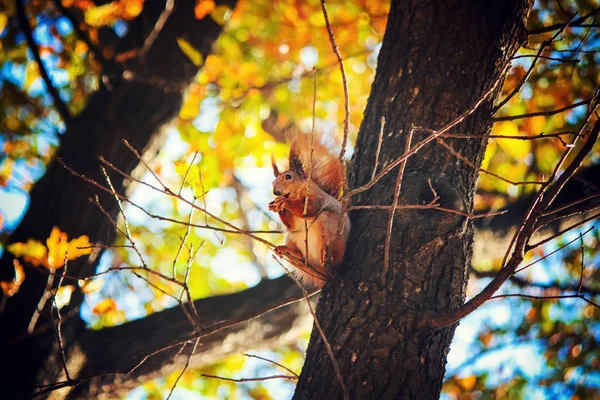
[294,1,532,399]
[0,1,235,397]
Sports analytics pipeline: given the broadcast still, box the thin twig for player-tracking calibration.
[371,117,385,181]
[101,167,147,268]
[50,259,70,381]
[381,128,413,287]
[441,131,581,142]
[526,212,599,251]
[489,293,599,308]
[436,137,545,186]
[494,15,576,114]
[141,0,175,56]
[201,374,297,382]
[514,226,594,273]
[166,338,199,400]
[242,353,299,377]
[319,0,350,168]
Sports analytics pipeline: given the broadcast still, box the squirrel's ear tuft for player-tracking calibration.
[290,155,305,178]
[289,141,306,178]
[271,155,281,177]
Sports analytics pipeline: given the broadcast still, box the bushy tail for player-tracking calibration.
[289,130,345,199]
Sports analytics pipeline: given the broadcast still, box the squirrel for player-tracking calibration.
[268,130,350,287]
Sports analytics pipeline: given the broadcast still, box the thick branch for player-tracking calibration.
[68,276,308,398]
[528,7,600,35]
[16,0,72,125]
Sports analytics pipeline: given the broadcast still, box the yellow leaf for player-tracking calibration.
[79,278,104,294]
[0,12,8,34]
[493,120,531,159]
[481,140,496,171]
[92,298,117,315]
[195,0,215,19]
[84,3,119,27]
[7,239,48,267]
[67,235,93,260]
[1,260,26,297]
[24,62,40,91]
[176,38,204,67]
[224,353,246,371]
[210,5,231,25]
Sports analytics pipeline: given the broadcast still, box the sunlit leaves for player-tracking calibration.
[83,0,144,27]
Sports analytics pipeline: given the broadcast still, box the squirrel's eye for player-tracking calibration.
[285,173,293,180]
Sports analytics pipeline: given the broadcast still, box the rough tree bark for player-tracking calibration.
[0,1,235,397]
[294,1,532,399]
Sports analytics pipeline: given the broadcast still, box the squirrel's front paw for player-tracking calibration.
[269,196,286,213]
[275,245,303,262]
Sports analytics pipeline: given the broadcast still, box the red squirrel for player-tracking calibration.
[268,131,350,287]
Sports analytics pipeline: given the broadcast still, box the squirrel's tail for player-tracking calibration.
[289,130,345,199]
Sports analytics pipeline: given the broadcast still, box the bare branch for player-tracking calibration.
[201,373,297,382]
[141,0,176,57]
[492,98,590,122]
[381,128,413,286]
[243,353,299,377]
[166,338,199,400]
[319,0,350,169]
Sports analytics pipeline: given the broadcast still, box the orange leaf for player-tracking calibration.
[46,227,93,268]
[46,227,69,268]
[455,374,477,390]
[195,0,215,19]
